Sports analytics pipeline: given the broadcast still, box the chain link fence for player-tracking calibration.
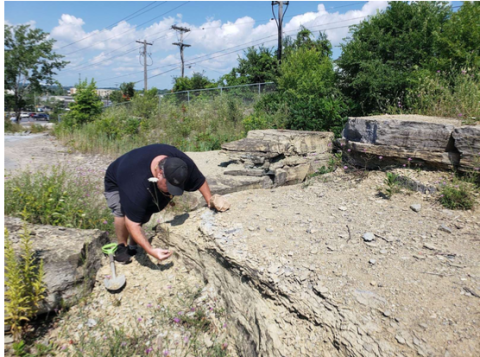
[159,82,276,106]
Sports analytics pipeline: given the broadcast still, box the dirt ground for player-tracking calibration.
[4,133,480,356]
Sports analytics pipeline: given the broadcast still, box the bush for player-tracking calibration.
[5,222,46,342]
[277,46,347,135]
[63,78,103,128]
[4,165,114,231]
[398,66,480,122]
[438,180,475,210]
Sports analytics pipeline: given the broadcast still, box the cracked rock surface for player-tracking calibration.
[164,169,480,357]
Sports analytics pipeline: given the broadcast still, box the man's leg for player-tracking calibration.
[114,216,129,245]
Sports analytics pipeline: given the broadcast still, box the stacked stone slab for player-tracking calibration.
[341,115,479,171]
[221,129,334,186]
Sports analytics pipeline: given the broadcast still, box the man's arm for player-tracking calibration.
[125,216,172,261]
[198,180,213,207]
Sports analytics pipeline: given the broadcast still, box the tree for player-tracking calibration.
[283,27,332,58]
[119,82,135,100]
[4,24,68,122]
[278,41,346,135]
[436,2,480,70]
[172,72,215,92]
[220,46,278,86]
[63,79,103,127]
[336,2,452,115]
[109,90,125,104]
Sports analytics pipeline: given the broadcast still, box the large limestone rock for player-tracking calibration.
[4,216,109,314]
[221,129,334,186]
[343,115,460,151]
[452,126,480,171]
[341,115,480,170]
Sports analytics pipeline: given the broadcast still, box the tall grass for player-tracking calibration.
[389,68,480,123]
[54,94,253,157]
[4,165,114,232]
[5,119,49,134]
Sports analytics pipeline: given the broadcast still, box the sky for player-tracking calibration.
[4,1,463,90]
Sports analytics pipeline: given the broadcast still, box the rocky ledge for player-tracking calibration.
[161,170,480,357]
[341,115,479,171]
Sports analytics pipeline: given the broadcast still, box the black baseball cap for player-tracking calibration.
[163,157,188,196]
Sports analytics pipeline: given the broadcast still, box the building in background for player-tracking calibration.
[68,88,114,98]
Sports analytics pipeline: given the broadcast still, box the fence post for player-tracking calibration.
[220,87,223,96]
[187,91,190,104]
[258,83,261,95]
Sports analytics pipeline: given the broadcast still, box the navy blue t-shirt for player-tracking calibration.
[104,144,205,223]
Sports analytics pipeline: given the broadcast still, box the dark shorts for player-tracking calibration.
[104,191,124,218]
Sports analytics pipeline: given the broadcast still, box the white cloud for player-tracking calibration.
[5,19,36,29]
[49,1,389,86]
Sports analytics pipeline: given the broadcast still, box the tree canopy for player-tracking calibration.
[4,24,68,120]
[336,1,463,115]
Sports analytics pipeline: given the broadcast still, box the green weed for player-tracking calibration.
[4,165,113,232]
[438,178,476,210]
[383,172,401,199]
[4,218,46,343]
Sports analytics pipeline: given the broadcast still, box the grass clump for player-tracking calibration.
[438,178,476,210]
[4,165,113,232]
[5,120,49,134]
[5,220,46,343]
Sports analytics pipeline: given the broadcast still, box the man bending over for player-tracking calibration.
[104,144,217,263]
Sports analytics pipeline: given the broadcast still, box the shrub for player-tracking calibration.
[5,221,46,342]
[4,165,114,231]
[63,78,103,128]
[399,66,480,122]
[277,45,347,136]
[438,180,475,210]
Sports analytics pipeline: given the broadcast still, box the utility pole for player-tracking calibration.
[171,25,191,78]
[136,39,153,91]
[272,1,289,63]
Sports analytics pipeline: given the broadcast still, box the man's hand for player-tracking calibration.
[150,248,173,262]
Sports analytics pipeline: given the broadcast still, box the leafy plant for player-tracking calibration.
[383,172,400,199]
[62,78,103,127]
[5,219,46,342]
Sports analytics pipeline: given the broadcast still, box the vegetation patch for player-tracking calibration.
[4,165,113,232]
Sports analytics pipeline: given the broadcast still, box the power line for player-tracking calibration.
[63,29,173,72]
[172,25,191,78]
[137,39,153,91]
[61,2,189,57]
[98,19,365,85]
[57,2,160,50]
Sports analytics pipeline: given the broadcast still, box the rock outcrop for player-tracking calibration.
[159,173,480,357]
[221,129,334,186]
[341,115,479,171]
[452,126,480,171]
[4,217,109,314]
